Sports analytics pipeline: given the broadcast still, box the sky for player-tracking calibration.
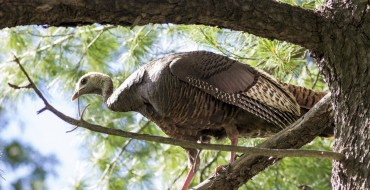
[1,90,86,189]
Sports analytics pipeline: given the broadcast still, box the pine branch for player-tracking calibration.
[4,25,113,64]
[75,25,115,68]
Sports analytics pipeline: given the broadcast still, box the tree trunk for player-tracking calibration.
[311,1,370,189]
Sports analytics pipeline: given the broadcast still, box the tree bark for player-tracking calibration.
[1,0,321,50]
[2,0,370,189]
[311,1,370,189]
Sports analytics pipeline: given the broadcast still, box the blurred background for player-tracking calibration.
[0,1,333,189]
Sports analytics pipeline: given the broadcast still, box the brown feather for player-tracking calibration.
[170,51,299,128]
[284,83,327,109]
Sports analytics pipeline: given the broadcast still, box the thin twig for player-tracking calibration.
[37,107,47,114]
[79,103,91,120]
[66,126,78,133]
[311,71,320,89]
[199,28,255,61]
[11,54,49,106]
[97,121,150,185]
[70,95,82,132]
[199,151,222,182]
[167,166,188,190]
[22,32,75,38]
[67,103,91,133]
[0,169,5,181]
[131,15,142,29]
[9,56,345,161]
[7,83,32,89]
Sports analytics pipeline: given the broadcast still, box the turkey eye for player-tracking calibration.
[81,78,87,85]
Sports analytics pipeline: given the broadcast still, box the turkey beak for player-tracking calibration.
[71,90,79,101]
[71,86,87,101]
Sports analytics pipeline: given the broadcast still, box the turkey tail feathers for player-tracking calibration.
[285,84,327,109]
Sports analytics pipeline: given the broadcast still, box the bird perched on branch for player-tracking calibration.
[71,51,329,190]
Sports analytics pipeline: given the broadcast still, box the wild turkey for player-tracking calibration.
[71,51,330,190]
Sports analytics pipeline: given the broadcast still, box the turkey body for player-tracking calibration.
[108,52,285,143]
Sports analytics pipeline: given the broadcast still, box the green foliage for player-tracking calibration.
[1,1,332,188]
[244,138,333,190]
[279,0,325,9]
[1,140,58,190]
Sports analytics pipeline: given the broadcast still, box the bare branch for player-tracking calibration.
[65,126,78,133]
[8,83,32,89]
[37,107,47,114]
[67,101,91,133]
[79,103,91,120]
[11,55,49,106]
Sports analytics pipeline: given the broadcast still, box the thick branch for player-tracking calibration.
[194,93,334,189]
[1,0,322,50]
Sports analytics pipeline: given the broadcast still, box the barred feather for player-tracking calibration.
[186,76,296,128]
[284,83,327,109]
[244,73,300,116]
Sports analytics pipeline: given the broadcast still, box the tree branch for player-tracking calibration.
[1,0,322,50]
[193,93,335,189]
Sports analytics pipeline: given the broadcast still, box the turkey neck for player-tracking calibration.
[102,77,114,105]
